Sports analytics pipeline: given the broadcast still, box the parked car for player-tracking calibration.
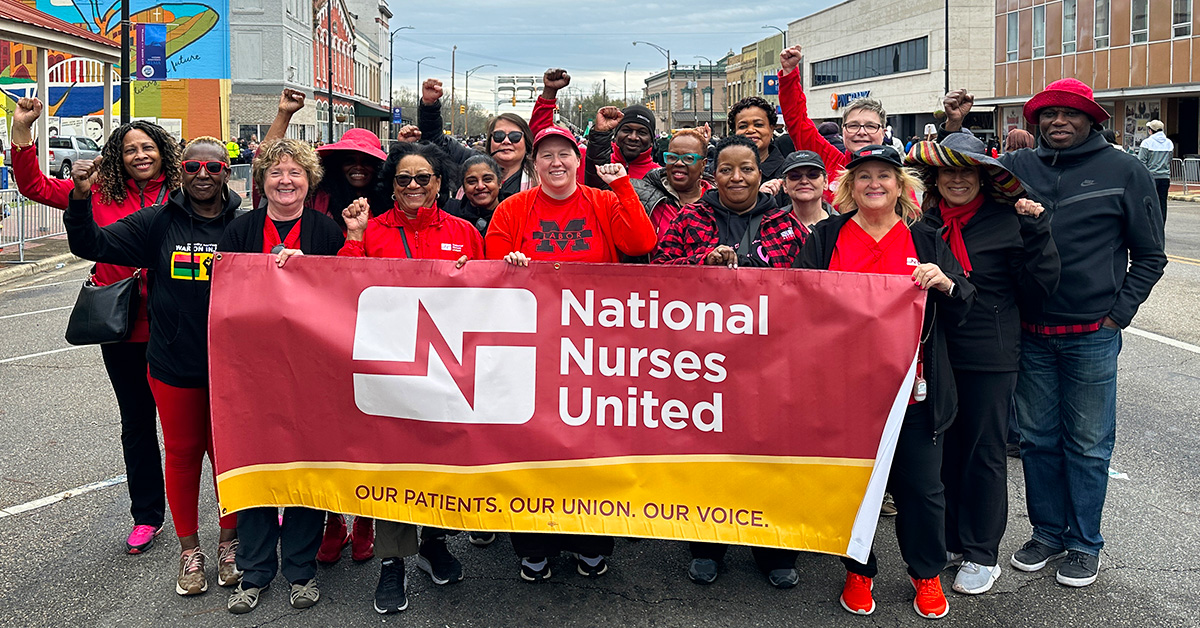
[47,136,102,179]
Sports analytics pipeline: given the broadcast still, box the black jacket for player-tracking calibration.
[217,207,345,255]
[924,198,1060,371]
[444,197,497,236]
[794,212,976,435]
[66,190,243,388]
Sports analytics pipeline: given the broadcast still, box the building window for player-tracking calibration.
[1032,6,1045,58]
[811,37,928,87]
[1095,0,1110,48]
[1176,0,1193,37]
[703,89,712,111]
[1063,0,1077,53]
[1006,12,1018,61]
[682,89,693,110]
[1131,0,1148,43]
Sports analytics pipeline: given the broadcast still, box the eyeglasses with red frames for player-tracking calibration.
[182,160,229,175]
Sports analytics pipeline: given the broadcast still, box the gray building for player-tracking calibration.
[229,0,318,141]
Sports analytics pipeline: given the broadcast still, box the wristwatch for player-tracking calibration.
[946,281,956,297]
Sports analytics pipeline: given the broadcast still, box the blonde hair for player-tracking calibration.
[252,138,324,194]
[833,162,924,225]
[183,136,228,159]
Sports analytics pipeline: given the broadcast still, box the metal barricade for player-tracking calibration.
[228,164,253,206]
[1183,158,1200,195]
[0,188,67,262]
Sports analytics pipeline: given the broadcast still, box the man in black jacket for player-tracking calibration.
[943,79,1166,588]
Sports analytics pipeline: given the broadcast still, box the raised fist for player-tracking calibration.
[278,89,305,115]
[71,157,102,199]
[780,46,803,74]
[594,106,623,133]
[422,78,444,105]
[14,97,43,127]
[396,125,421,143]
[342,197,372,237]
[543,68,571,91]
[596,162,627,185]
[942,89,975,123]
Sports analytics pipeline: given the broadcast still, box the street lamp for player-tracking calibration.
[623,61,631,107]
[633,41,671,131]
[387,26,413,138]
[414,55,435,100]
[695,55,715,127]
[464,63,497,137]
[762,24,787,49]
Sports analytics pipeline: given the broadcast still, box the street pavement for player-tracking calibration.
[1,202,1198,627]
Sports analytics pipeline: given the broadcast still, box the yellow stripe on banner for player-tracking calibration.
[217,457,875,556]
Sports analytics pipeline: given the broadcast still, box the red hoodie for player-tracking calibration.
[11,145,167,342]
[530,97,657,182]
[338,203,484,260]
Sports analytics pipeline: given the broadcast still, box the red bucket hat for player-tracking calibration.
[316,128,388,161]
[1023,78,1109,126]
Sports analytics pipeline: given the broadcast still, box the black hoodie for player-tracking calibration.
[66,189,242,388]
[698,189,780,267]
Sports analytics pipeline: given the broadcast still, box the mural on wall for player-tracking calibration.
[1123,100,1161,150]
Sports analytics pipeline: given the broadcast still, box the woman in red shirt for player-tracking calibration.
[794,145,975,620]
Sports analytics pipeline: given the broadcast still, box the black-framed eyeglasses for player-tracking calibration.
[663,152,703,166]
[786,170,824,181]
[491,130,524,144]
[182,160,228,175]
[394,173,434,187]
[844,122,883,133]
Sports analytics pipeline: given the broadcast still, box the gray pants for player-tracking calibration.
[235,506,324,587]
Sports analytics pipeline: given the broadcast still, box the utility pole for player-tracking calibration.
[120,0,130,124]
[326,0,334,143]
[623,62,630,107]
[603,78,607,101]
[450,45,457,136]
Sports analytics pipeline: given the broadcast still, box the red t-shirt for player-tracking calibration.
[829,219,919,275]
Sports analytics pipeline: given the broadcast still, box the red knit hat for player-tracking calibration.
[1023,79,1109,126]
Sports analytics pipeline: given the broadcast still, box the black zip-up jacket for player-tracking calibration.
[794,212,976,436]
[924,198,1060,371]
[942,128,1166,327]
[217,207,345,255]
[66,190,242,388]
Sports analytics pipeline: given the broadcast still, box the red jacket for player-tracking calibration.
[338,203,484,260]
[11,144,168,342]
[778,67,844,205]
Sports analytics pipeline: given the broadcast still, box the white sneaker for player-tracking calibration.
[953,561,1001,595]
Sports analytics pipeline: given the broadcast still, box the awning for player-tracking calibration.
[354,101,390,118]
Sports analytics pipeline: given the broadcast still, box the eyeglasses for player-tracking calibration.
[182,160,228,175]
[394,173,435,187]
[785,170,824,181]
[491,130,524,144]
[663,152,703,166]
[843,122,883,134]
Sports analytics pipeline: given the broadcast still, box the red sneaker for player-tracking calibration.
[911,576,949,619]
[351,516,375,562]
[839,572,875,615]
[316,513,349,564]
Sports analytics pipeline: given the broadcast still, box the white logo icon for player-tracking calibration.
[351,287,537,424]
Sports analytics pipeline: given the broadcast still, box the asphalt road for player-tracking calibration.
[1,202,1198,628]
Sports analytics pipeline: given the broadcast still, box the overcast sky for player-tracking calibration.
[387,1,828,103]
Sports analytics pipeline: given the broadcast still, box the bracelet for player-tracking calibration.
[10,139,33,150]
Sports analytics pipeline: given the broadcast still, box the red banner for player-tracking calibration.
[209,253,924,561]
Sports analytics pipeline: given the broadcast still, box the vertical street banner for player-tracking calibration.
[209,255,924,561]
[136,23,168,81]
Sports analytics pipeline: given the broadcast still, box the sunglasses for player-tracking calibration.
[491,130,525,144]
[663,152,703,166]
[182,160,228,175]
[394,173,435,187]
[785,170,824,181]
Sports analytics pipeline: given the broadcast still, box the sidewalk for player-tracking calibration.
[0,237,79,283]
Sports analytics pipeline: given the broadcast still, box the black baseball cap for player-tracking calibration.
[781,150,826,175]
[844,144,903,170]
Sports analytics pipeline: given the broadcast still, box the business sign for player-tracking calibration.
[392,107,403,124]
[830,90,871,110]
[763,74,779,95]
[209,255,924,561]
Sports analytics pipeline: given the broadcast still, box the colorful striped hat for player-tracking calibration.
[905,132,1025,203]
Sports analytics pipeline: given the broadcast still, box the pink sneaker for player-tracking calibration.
[126,524,162,554]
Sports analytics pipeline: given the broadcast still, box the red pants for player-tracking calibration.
[147,375,236,538]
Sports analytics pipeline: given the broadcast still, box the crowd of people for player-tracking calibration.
[4,42,1167,620]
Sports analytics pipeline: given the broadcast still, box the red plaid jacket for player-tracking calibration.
[651,198,807,268]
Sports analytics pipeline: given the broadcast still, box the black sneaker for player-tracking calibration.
[767,567,799,589]
[468,532,496,547]
[373,558,408,614]
[1010,539,1068,572]
[687,558,720,584]
[574,553,608,578]
[519,557,552,582]
[417,536,464,585]
[1055,551,1100,587]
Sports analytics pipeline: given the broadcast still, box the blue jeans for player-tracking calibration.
[1015,327,1121,556]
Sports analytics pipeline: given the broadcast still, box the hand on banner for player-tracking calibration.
[704,244,738,268]
[275,248,303,267]
[71,157,102,200]
[780,46,803,74]
[595,107,623,133]
[278,89,306,115]
[342,197,371,240]
[422,79,443,105]
[502,251,530,267]
[396,125,422,143]
[1014,198,1044,218]
[912,262,953,294]
[759,178,783,196]
[454,255,468,269]
[596,163,627,185]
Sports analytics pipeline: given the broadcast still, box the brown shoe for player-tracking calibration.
[880,493,898,517]
[217,539,242,587]
[176,547,209,596]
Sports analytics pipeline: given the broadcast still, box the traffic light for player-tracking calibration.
[511,95,517,106]
[648,101,656,111]
[460,105,466,114]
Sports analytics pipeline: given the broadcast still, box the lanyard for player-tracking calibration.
[262,216,302,253]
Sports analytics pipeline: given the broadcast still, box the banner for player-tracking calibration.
[209,255,924,561]
[136,23,168,81]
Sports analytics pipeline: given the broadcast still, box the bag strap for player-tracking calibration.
[738,214,764,256]
[398,226,413,259]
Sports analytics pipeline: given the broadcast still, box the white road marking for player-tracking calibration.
[4,279,76,293]
[0,345,88,364]
[0,475,127,518]
[0,305,72,320]
[1126,327,1200,355]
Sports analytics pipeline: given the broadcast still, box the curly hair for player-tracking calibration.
[95,120,181,205]
[375,142,454,203]
[833,162,924,226]
[728,96,778,130]
[252,138,324,196]
[315,150,389,228]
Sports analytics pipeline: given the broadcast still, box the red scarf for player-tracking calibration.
[262,215,302,253]
[938,194,984,276]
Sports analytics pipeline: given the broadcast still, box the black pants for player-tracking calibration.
[942,369,1015,566]
[1155,178,1170,225]
[236,507,324,587]
[510,533,614,559]
[100,342,165,528]
[843,402,946,579]
[690,541,798,573]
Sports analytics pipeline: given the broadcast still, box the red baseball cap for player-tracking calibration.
[532,126,580,156]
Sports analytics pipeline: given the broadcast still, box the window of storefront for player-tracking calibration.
[1131,0,1149,43]
[1095,0,1110,48]
[1033,6,1046,58]
[1007,13,1018,61]
[812,37,928,86]
[1176,0,1193,37]
[1063,0,1077,53]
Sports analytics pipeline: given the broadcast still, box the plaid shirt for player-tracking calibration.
[651,200,807,268]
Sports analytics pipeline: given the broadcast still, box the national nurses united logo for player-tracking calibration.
[351,287,538,424]
[533,219,592,253]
